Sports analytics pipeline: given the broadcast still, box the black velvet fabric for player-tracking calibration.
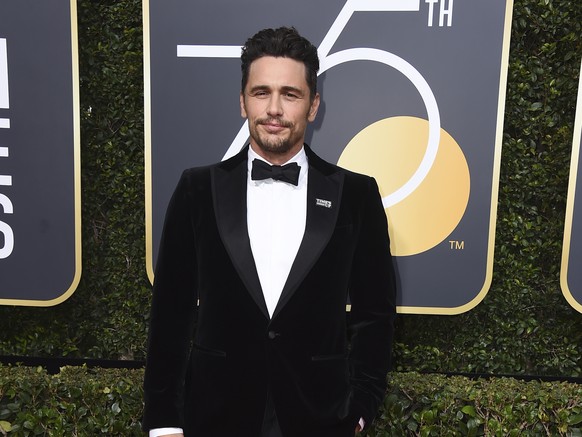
[143,146,397,437]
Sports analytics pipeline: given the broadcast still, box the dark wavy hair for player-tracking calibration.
[241,27,319,100]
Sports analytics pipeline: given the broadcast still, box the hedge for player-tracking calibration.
[1,366,582,436]
[0,366,143,436]
[0,0,580,379]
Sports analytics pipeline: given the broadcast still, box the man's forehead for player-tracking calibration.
[247,56,308,84]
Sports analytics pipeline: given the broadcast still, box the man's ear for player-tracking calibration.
[308,93,320,122]
[240,92,247,118]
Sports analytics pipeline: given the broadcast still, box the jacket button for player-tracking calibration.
[268,330,278,340]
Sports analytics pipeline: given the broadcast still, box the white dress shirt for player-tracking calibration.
[247,145,308,317]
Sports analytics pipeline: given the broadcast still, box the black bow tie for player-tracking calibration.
[251,159,301,186]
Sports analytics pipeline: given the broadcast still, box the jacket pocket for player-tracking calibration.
[311,353,347,362]
[193,343,227,358]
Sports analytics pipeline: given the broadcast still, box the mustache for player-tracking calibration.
[255,117,293,128]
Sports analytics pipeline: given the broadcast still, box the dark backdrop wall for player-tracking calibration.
[0,0,580,377]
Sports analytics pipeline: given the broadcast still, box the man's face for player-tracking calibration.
[240,56,320,162]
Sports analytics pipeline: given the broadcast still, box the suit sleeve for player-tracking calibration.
[347,176,397,427]
[143,171,198,430]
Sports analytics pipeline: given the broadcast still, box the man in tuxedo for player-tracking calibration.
[143,27,396,437]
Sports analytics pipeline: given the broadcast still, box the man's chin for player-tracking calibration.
[255,139,294,156]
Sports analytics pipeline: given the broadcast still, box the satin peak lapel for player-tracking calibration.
[272,163,343,318]
[212,153,269,318]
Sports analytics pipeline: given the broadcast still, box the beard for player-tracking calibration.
[250,117,298,156]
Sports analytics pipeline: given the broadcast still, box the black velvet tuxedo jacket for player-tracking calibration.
[143,145,396,437]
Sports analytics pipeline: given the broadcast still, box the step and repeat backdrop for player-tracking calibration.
[0,0,81,306]
[0,1,580,316]
[144,0,513,314]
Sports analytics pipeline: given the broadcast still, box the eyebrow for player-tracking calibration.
[281,86,305,95]
[248,85,305,96]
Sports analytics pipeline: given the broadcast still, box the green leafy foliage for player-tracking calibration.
[0,366,143,436]
[366,373,582,436]
[0,0,580,378]
[1,367,581,436]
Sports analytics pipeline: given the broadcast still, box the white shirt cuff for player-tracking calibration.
[149,428,183,437]
[359,417,365,430]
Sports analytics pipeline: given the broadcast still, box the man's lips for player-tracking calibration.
[259,121,289,133]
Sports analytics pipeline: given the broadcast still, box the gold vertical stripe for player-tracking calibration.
[560,58,582,313]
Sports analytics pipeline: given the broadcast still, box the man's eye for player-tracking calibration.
[285,93,298,99]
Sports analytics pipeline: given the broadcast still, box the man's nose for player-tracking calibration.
[266,95,283,116]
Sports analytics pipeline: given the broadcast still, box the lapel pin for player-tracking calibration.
[316,198,332,209]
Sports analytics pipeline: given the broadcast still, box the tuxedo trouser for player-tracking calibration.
[260,390,283,437]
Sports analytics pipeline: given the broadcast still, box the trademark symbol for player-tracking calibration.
[449,240,464,250]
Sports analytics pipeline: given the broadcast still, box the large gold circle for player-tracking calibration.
[338,116,470,256]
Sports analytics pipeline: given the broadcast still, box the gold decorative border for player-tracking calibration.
[560,58,582,314]
[0,0,82,306]
[398,0,514,315]
[143,0,155,283]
